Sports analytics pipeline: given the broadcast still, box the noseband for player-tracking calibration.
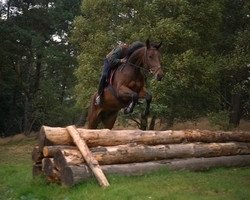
[124,47,161,77]
[143,47,161,76]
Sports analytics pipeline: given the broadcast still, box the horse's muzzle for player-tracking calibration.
[151,66,164,81]
[155,68,164,81]
[156,74,163,81]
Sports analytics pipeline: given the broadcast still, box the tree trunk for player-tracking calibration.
[229,93,241,127]
[60,154,250,187]
[39,126,250,150]
[140,113,148,130]
[53,142,250,166]
[149,115,156,130]
[23,96,31,135]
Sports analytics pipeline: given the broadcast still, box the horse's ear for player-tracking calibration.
[156,41,162,49]
[146,38,150,49]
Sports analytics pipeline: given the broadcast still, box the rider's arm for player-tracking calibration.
[108,47,124,67]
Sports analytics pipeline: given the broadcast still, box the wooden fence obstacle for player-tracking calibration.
[32,126,250,187]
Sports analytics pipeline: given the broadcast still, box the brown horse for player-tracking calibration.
[88,39,164,129]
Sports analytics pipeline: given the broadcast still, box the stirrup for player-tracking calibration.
[95,95,101,106]
[95,95,104,106]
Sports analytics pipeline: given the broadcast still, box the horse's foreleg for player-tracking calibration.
[144,93,152,116]
[117,86,138,114]
[139,87,152,117]
[124,92,138,114]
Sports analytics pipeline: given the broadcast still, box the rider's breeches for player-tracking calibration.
[98,59,111,95]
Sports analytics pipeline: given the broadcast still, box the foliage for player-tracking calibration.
[208,111,231,130]
[0,0,81,136]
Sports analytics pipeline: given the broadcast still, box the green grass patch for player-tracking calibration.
[0,137,250,200]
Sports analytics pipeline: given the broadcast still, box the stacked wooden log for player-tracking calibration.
[32,126,250,187]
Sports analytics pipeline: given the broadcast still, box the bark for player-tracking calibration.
[66,125,109,187]
[39,126,250,150]
[32,146,43,163]
[53,142,250,166]
[60,154,250,187]
[42,158,59,180]
[140,113,148,130]
[39,126,74,150]
[149,115,156,130]
[54,149,83,170]
[43,145,77,157]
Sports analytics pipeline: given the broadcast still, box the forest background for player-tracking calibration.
[0,0,249,137]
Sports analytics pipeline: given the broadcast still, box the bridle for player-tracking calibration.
[124,47,161,77]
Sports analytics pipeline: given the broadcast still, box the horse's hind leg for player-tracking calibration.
[88,112,101,129]
[87,96,102,129]
[101,111,118,129]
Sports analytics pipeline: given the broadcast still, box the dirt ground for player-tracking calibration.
[114,118,250,131]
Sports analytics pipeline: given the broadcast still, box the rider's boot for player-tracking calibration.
[95,76,106,106]
[95,93,104,106]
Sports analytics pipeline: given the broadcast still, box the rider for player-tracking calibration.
[95,41,144,106]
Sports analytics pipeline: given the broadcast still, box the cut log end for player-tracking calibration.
[32,146,44,163]
[61,165,92,187]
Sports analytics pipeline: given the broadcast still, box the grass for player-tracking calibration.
[0,136,250,200]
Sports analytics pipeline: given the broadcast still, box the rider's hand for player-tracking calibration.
[120,58,127,63]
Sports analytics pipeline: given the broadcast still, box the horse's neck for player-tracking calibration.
[128,47,145,67]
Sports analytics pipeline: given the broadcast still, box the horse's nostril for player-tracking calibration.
[156,75,162,81]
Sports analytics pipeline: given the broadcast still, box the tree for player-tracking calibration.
[0,0,81,136]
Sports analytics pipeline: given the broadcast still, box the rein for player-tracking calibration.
[121,47,160,77]
[124,61,150,73]
[120,47,149,76]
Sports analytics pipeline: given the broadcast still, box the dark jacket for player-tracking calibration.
[106,43,129,68]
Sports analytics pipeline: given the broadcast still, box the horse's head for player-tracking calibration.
[145,39,164,81]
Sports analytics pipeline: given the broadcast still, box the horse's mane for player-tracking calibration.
[127,41,160,60]
[126,41,145,58]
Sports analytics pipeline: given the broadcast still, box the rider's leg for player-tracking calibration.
[95,59,110,106]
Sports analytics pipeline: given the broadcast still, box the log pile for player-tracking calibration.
[32,126,250,187]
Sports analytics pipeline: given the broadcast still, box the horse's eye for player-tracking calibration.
[149,55,153,59]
